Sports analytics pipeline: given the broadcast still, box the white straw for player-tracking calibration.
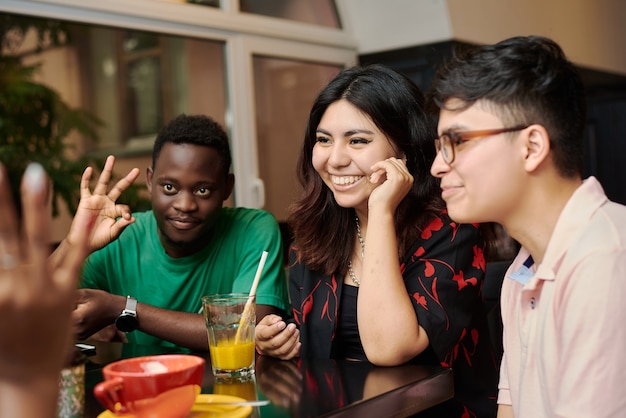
[248,250,268,297]
[234,250,268,343]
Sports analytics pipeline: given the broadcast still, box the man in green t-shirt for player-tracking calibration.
[51,114,290,350]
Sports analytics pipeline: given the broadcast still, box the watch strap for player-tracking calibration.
[123,296,137,314]
[115,296,138,332]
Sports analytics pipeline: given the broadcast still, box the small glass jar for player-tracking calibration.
[57,347,87,418]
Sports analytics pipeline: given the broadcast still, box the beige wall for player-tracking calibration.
[341,0,626,76]
[446,0,626,75]
[340,0,453,53]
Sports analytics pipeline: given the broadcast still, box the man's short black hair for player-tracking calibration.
[152,114,231,176]
[429,35,586,178]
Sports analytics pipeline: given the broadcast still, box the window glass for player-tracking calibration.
[253,55,342,220]
[123,30,160,52]
[124,56,163,137]
[240,0,341,28]
[1,13,226,154]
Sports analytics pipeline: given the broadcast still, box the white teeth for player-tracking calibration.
[332,175,363,185]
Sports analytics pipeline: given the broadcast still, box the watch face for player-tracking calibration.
[115,314,138,332]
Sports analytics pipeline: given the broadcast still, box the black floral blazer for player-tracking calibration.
[288,214,498,418]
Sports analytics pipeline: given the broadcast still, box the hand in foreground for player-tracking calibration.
[66,155,140,252]
[72,288,126,341]
[255,314,301,360]
[0,163,93,417]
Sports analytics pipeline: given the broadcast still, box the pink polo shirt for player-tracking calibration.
[498,177,626,417]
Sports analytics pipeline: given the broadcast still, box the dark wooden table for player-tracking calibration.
[83,341,454,418]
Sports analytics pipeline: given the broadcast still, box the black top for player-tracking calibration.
[331,284,366,361]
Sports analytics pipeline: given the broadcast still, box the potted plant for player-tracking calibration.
[0,15,149,217]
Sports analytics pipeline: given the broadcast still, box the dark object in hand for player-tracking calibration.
[283,316,299,329]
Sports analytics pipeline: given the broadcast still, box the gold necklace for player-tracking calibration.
[347,215,365,286]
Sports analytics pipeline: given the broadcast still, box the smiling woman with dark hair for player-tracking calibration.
[255,65,498,417]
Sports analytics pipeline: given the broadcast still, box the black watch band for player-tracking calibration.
[115,296,138,332]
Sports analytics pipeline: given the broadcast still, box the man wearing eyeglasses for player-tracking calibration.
[429,36,626,418]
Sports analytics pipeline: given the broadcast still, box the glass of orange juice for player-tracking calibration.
[202,293,256,378]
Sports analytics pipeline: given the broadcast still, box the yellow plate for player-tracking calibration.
[97,394,253,418]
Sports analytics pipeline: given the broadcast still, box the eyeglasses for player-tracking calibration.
[434,125,530,164]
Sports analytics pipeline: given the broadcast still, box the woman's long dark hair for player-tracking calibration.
[288,64,445,275]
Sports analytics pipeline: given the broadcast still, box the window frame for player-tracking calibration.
[1,0,357,208]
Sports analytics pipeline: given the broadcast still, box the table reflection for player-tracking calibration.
[255,356,454,417]
[83,341,454,418]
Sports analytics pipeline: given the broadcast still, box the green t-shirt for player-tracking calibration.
[81,208,289,347]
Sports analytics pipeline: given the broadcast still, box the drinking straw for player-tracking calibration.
[235,250,268,343]
[248,250,268,300]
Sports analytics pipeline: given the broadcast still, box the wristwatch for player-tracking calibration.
[115,296,138,332]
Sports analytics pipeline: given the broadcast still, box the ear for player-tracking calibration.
[223,173,235,201]
[523,124,551,173]
[146,167,154,194]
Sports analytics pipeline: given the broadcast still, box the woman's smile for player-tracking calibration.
[331,175,364,186]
